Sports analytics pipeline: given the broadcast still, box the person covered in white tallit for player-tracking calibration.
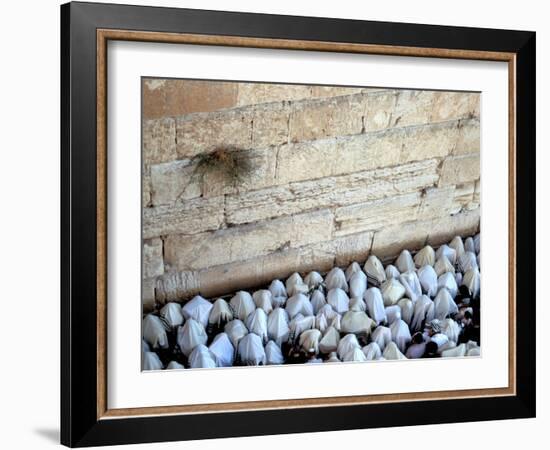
[209,332,234,367]
[267,307,289,345]
[230,291,256,322]
[410,295,435,332]
[364,287,387,325]
[285,293,314,319]
[143,314,169,349]
[181,295,213,328]
[238,333,266,366]
[390,319,412,353]
[433,288,459,320]
[364,255,386,287]
[371,325,392,351]
[177,318,208,357]
[188,344,217,369]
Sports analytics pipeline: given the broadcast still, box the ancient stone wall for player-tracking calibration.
[142,79,480,309]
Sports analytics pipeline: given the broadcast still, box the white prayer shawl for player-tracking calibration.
[252,289,273,314]
[181,295,213,328]
[326,352,341,363]
[337,333,360,359]
[269,279,287,307]
[410,295,435,332]
[285,272,303,295]
[289,314,316,338]
[143,314,169,349]
[345,262,362,281]
[285,293,314,319]
[267,308,290,345]
[440,318,461,344]
[238,333,266,365]
[467,346,481,357]
[455,272,463,286]
[390,319,412,353]
[265,341,285,365]
[142,351,163,370]
[330,314,342,332]
[327,288,350,314]
[441,343,467,358]
[325,267,349,292]
[438,272,458,299]
[315,304,339,333]
[371,326,392,351]
[142,339,150,353]
[458,251,478,273]
[343,347,368,362]
[385,264,401,279]
[209,332,234,367]
[304,271,324,289]
[417,265,438,298]
[462,267,481,298]
[230,291,256,322]
[429,332,450,350]
[397,298,413,325]
[349,271,367,299]
[399,271,422,302]
[383,341,407,360]
[434,288,458,320]
[160,302,184,328]
[364,255,387,287]
[381,278,406,306]
[396,250,415,273]
[435,244,457,265]
[414,245,435,268]
[208,298,233,327]
[224,319,249,348]
[449,236,465,257]
[188,344,217,369]
[364,287,387,325]
[349,297,367,312]
[464,237,476,254]
[319,326,340,354]
[165,360,185,370]
[177,319,208,356]
[474,234,481,254]
[362,342,382,360]
[300,329,322,354]
[434,255,455,277]
[385,305,402,325]
[310,289,327,315]
[246,308,269,343]
[341,311,376,335]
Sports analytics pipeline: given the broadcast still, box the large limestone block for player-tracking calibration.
[155,271,200,303]
[164,210,334,271]
[371,222,429,261]
[142,196,225,239]
[251,105,290,148]
[143,118,177,165]
[226,159,439,225]
[150,160,201,205]
[439,153,480,186]
[143,238,164,278]
[426,209,480,246]
[289,95,364,143]
[453,118,480,155]
[334,192,421,236]
[237,83,313,106]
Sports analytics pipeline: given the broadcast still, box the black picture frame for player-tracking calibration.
[61,1,536,447]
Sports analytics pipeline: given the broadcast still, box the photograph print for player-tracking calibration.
[141,79,481,371]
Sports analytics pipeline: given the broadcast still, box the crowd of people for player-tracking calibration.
[142,234,481,370]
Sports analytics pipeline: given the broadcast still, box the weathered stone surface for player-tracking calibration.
[226,159,439,225]
[252,105,290,148]
[143,238,164,278]
[143,118,177,165]
[142,196,225,239]
[399,120,460,164]
[155,271,200,303]
[237,84,313,106]
[142,168,152,208]
[426,209,480,246]
[450,182,476,214]
[164,210,334,271]
[418,186,456,218]
[470,180,481,210]
[142,79,239,120]
[150,160,201,205]
[431,92,479,123]
[363,91,398,132]
[371,222,429,261]
[335,192,421,236]
[176,110,252,158]
[454,119,480,155]
[289,95,364,143]
[142,277,156,312]
[439,153,480,186]
[310,86,365,98]
[329,231,374,267]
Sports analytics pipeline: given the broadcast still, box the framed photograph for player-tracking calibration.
[61,1,536,447]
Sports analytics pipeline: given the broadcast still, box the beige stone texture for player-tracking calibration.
[142,196,225,239]
[450,182,476,214]
[334,192,421,236]
[252,105,290,148]
[439,153,481,186]
[143,118,177,165]
[143,238,164,278]
[226,159,439,225]
[155,271,200,303]
[163,210,334,271]
[426,209,480,246]
[142,277,157,312]
[454,118,481,155]
[150,160,201,205]
[289,95,364,143]
[371,221,429,261]
[142,79,239,120]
